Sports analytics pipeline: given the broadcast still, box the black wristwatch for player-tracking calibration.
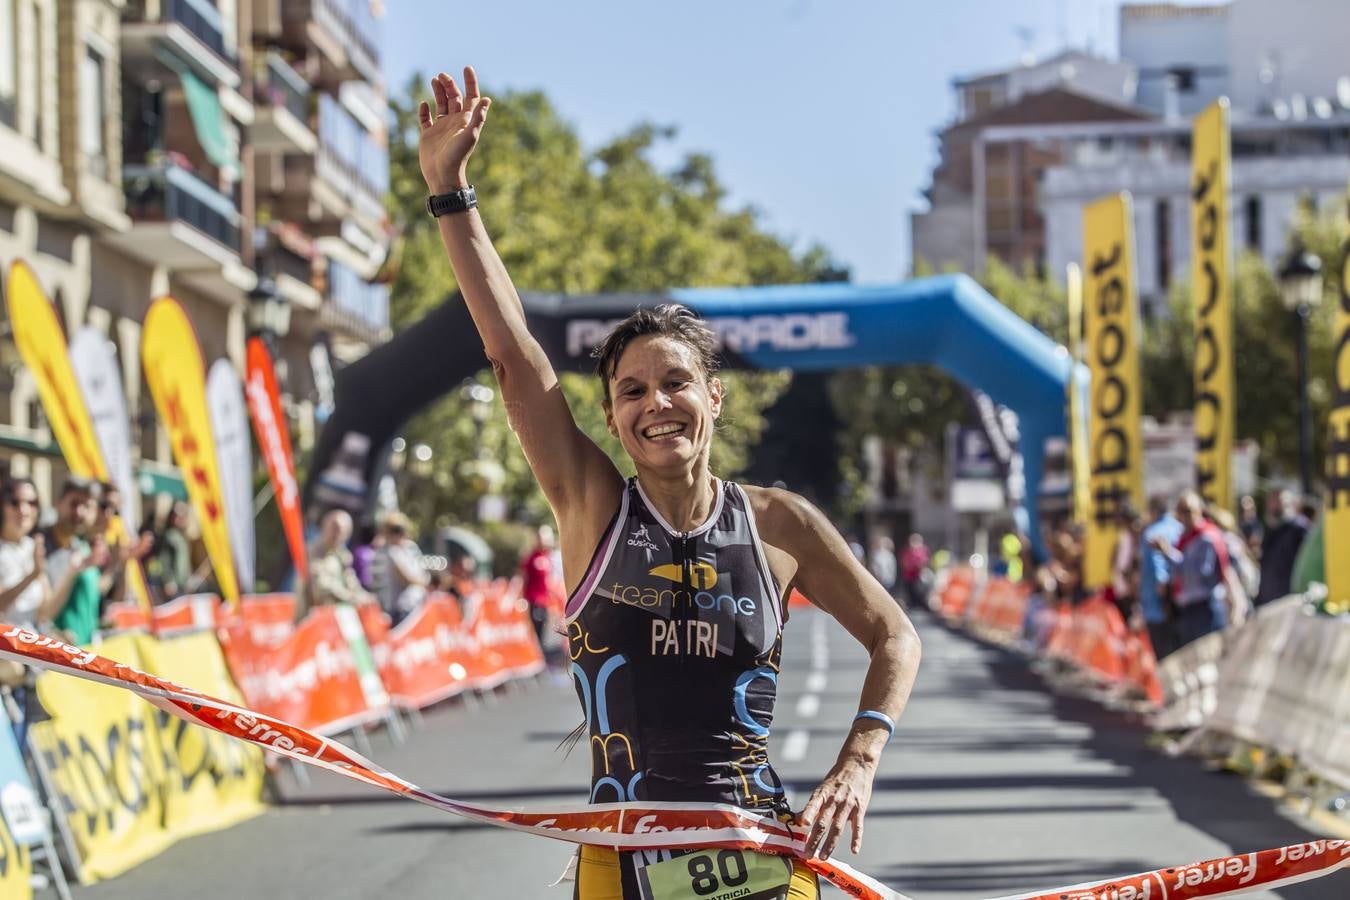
[426,185,477,217]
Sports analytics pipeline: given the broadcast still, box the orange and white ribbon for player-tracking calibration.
[0,625,1345,900]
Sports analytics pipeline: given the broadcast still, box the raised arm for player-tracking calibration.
[417,68,620,522]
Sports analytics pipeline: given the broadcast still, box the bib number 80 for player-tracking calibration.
[687,850,748,895]
[642,847,792,900]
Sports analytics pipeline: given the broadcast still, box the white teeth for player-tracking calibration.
[643,423,685,439]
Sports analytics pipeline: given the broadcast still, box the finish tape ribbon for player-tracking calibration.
[1,625,1346,900]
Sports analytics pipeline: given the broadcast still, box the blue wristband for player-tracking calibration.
[853,710,895,744]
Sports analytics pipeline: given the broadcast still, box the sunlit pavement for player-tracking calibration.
[74,606,1345,899]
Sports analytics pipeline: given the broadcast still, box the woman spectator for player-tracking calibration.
[0,477,85,745]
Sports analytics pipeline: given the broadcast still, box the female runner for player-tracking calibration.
[417,67,921,900]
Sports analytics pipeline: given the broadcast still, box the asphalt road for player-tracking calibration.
[73,607,1347,899]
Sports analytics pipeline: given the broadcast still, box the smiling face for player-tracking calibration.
[2,482,39,537]
[605,335,722,473]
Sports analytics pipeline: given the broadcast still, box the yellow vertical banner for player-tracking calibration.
[1066,262,1092,526]
[1324,182,1350,608]
[4,261,152,610]
[1191,99,1235,513]
[1082,194,1145,590]
[5,261,107,479]
[141,298,240,606]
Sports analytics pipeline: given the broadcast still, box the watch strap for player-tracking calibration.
[426,185,477,217]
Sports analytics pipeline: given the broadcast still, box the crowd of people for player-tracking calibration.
[0,475,172,644]
[303,508,567,661]
[1034,488,1316,658]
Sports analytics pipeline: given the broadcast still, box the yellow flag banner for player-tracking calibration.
[29,635,174,883]
[1191,99,1236,512]
[5,261,106,478]
[1082,194,1145,590]
[131,632,266,837]
[1324,184,1350,609]
[5,262,154,610]
[141,298,240,605]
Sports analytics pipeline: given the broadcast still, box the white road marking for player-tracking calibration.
[782,729,810,761]
[805,672,827,693]
[796,694,820,718]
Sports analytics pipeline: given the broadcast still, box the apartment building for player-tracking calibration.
[0,0,389,521]
[911,0,1350,289]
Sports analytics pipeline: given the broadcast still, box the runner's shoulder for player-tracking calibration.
[739,484,823,551]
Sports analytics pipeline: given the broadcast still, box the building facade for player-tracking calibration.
[0,0,389,536]
[911,0,1350,291]
[1040,116,1350,311]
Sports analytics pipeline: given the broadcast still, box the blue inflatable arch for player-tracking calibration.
[306,274,1075,560]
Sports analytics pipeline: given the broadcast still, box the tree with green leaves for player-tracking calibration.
[384,77,835,547]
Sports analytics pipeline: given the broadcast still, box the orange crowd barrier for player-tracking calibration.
[1029,592,1161,703]
[966,578,1030,636]
[357,579,544,709]
[938,566,975,620]
[216,604,388,735]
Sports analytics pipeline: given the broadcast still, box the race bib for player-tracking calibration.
[639,848,793,900]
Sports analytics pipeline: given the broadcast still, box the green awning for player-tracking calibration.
[0,429,61,457]
[179,69,240,178]
[137,466,188,501]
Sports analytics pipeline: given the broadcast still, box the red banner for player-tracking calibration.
[216,605,384,734]
[360,582,543,709]
[151,593,224,635]
[245,338,308,582]
[366,596,479,708]
[467,578,545,687]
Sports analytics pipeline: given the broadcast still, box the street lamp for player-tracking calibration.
[247,277,292,338]
[1277,242,1323,496]
[458,381,505,521]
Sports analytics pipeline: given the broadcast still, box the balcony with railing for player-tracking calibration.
[256,223,323,310]
[279,0,381,88]
[122,0,241,88]
[109,159,243,269]
[323,258,388,339]
[311,93,388,222]
[253,52,317,154]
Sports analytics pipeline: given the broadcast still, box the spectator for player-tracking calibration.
[441,551,480,620]
[41,477,108,644]
[1152,491,1229,647]
[866,536,898,596]
[899,533,930,608]
[1139,495,1183,659]
[350,521,382,592]
[305,510,375,612]
[0,478,72,747]
[1237,494,1263,557]
[93,482,152,609]
[154,501,193,601]
[1108,503,1141,619]
[373,512,428,624]
[1211,507,1258,609]
[1257,490,1309,606]
[999,531,1024,582]
[521,525,558,648]
[0,478,77,630]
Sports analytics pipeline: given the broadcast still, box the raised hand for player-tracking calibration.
[417,67,491,195]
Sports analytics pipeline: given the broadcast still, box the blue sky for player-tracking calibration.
[383,1,1142,284]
